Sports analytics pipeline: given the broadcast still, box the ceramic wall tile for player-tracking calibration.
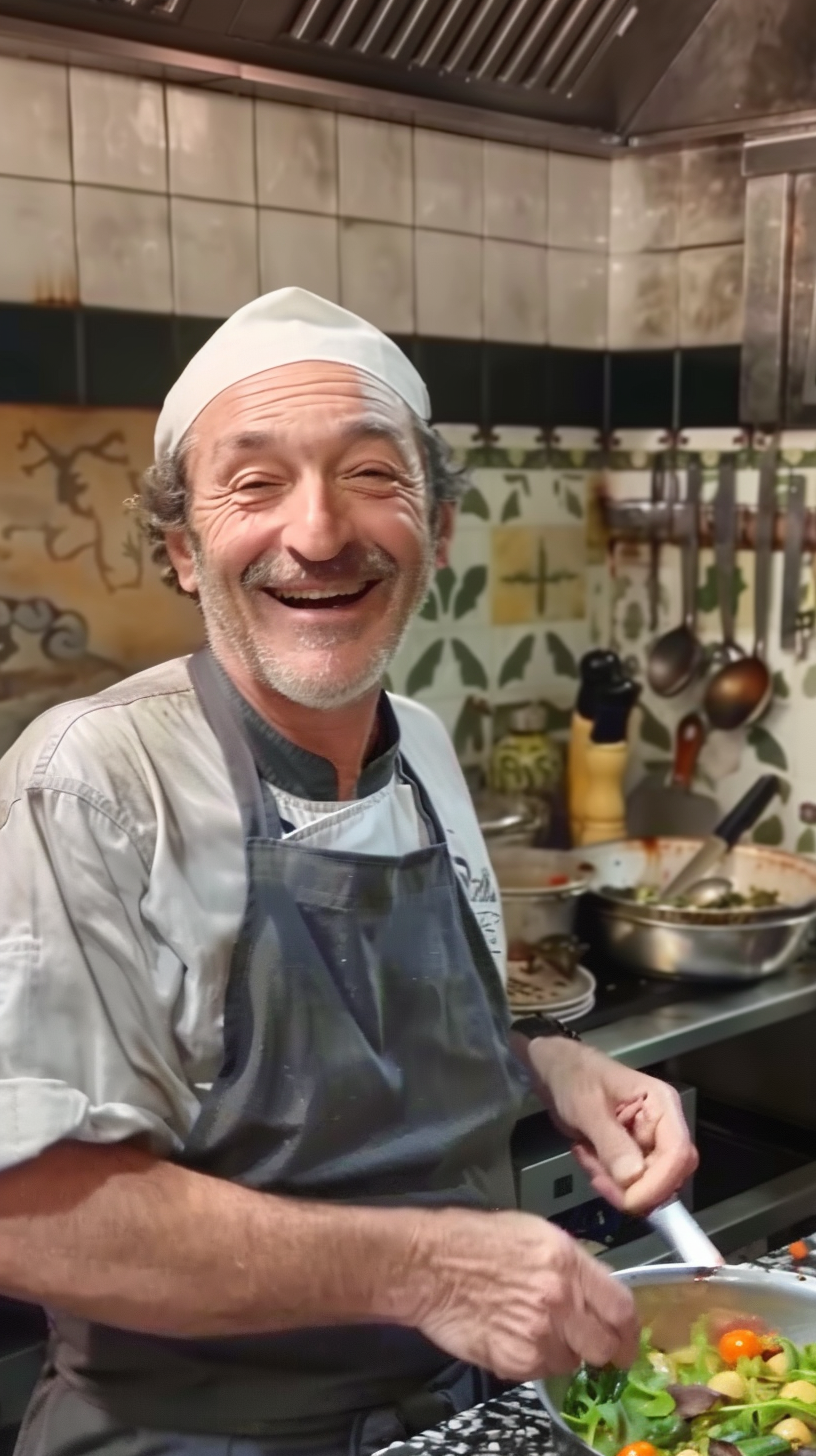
[610,152,681,254]
[259,210,339,301]
[421,534,492,630]
[171,198,258,317]
[75,185,171,312]
[0,404,204,757]
[491,522,586,625]
[415,230,482,339]
[390,622,493,701]
[680,144,745,248]
[547,248,607,349]
[337,115,412,225]
[255,102,337,216]
[608,252,679,350]
[70,69,167,192]
[167,87,255,204]
[414,129,482,235]
[483,240,547,345]
[679,243,745,347]
[0,178,77,306]
[547,152,610,253]
[339,220,414,334]
[0,57,71,182]
[483,142,548,245]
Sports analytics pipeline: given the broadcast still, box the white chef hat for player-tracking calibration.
[154,287,430,459]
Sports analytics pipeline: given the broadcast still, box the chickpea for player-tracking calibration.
[671,1346,699,1366]
[767,1352,793,1378]
[772,1418,814,1448]
[708,1371,748,1401]
[674,1448,700,1456]
[781,1382,816,1405]
[648,1352,673,1377]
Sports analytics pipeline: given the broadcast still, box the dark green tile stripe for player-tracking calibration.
[0,303,742,429]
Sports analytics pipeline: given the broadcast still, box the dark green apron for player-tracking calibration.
[16,650,526,1455]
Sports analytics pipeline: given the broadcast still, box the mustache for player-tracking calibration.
[241,544,399,591]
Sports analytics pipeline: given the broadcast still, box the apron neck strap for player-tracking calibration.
[397,753,446,846]
[187,649,277,841]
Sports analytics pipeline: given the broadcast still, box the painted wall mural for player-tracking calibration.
[0,406,202,756]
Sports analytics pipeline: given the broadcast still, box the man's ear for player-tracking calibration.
[434,502,456,568]
[165,529,199,594]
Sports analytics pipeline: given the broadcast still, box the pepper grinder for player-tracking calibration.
[579,679,640,847]
[568,650,623,845]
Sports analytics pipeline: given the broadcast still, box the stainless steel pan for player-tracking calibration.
[577,839,816,981]
[537,1263,816,1456]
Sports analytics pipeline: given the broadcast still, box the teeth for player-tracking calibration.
[273,586,363,599]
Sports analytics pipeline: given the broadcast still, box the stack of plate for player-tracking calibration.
[506,960,596,1023]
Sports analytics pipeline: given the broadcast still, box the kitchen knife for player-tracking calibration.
[660,774,781,902]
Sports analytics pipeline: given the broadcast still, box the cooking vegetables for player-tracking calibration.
[562,1319,816,1456]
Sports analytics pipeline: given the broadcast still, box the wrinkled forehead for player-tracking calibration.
[186,360,425,477]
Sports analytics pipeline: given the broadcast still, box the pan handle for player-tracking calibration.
[715,775,780,849]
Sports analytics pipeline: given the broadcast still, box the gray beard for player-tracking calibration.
[193,542,436,710]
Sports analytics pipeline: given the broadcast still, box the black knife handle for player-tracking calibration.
[716,775,780,848]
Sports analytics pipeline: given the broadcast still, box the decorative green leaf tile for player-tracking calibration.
[777,779,792,804]
[696,563,746,615]
[453,697,486,756]
[501,491,521,522]
[460,485,490,521]
[639,704,672,752]
[772,670,790,699]
[419,593,438,621]
[564,486,584,520]
[747,723,789,771]
[436,565,456,613]
[804,664,816,698]
[498,634,535,687]
[451,637,489,689]
[643,758,672,776]
[406,640,445,696]
[452,565,488,620]
[545,631,579,679]
[623,601,645,641]
[797,827,816,855]
[504,471,531,497]
[752,815,784,846]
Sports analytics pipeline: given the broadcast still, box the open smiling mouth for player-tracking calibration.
[262,582,379,610]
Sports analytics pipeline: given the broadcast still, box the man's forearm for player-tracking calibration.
[0,1140,431,1338]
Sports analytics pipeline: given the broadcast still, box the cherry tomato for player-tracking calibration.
[789,1240,809,1261]
[718,1329,764,1364]
[616,1444,659,1456]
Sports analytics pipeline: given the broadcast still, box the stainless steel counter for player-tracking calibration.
[584,960,816,1068]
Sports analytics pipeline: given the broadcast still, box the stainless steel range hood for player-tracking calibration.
[1,0,816,151]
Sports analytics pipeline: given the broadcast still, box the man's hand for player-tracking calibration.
[409,1207,639,1381]
[525,1039,698,1216]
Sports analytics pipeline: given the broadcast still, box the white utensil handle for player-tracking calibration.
[648,1200,725,1266]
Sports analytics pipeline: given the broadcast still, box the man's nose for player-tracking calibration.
[278,474,354,562]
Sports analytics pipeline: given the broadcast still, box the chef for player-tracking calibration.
[0,288,696,1456]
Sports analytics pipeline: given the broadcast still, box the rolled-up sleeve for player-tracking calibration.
[0,783,201,1168]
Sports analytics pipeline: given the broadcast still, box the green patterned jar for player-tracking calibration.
[489,704,564,797]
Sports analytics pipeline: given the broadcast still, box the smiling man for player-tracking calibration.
[0,289,696,1456]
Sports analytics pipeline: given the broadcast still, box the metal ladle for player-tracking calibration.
[708,454,744,669]
[682,876,735,909]
[647,458,704,697]
[705,450,776,732]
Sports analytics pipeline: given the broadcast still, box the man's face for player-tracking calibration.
[166,361,452,710]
